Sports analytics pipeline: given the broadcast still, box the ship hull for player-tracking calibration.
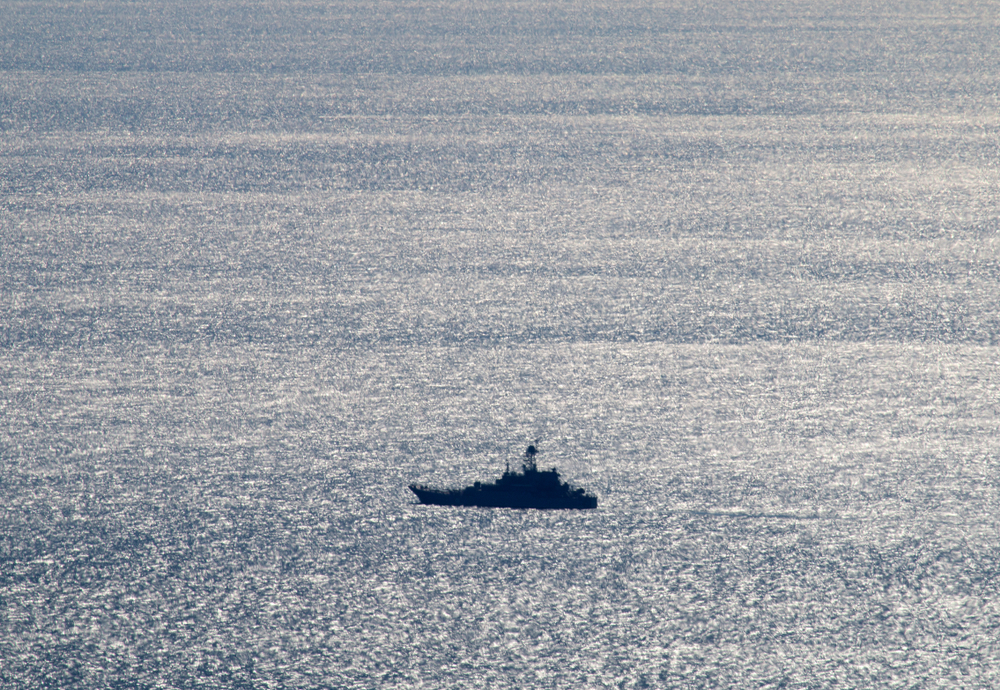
[410,485,597,510]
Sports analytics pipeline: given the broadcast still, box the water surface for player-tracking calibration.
[2,0,999,687]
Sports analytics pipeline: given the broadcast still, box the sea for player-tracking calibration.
[2,0,999,687]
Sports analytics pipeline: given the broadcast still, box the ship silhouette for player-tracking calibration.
[409,443,598,510]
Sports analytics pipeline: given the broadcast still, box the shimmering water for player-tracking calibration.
[3,1,1000,687]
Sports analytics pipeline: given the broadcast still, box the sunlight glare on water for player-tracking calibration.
[2,0,1000,687]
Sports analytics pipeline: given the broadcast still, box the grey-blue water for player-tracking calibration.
[3,1,1000,687]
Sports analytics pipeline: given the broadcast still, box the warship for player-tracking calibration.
[409,444,598,510]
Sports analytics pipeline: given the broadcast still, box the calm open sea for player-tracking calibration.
[2,1,1000,687]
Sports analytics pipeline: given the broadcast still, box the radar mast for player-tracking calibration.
[524,440,539,472]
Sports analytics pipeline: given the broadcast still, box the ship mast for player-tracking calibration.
[524,441,538,472]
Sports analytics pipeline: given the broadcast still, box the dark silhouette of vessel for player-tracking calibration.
[409,443,598,510]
